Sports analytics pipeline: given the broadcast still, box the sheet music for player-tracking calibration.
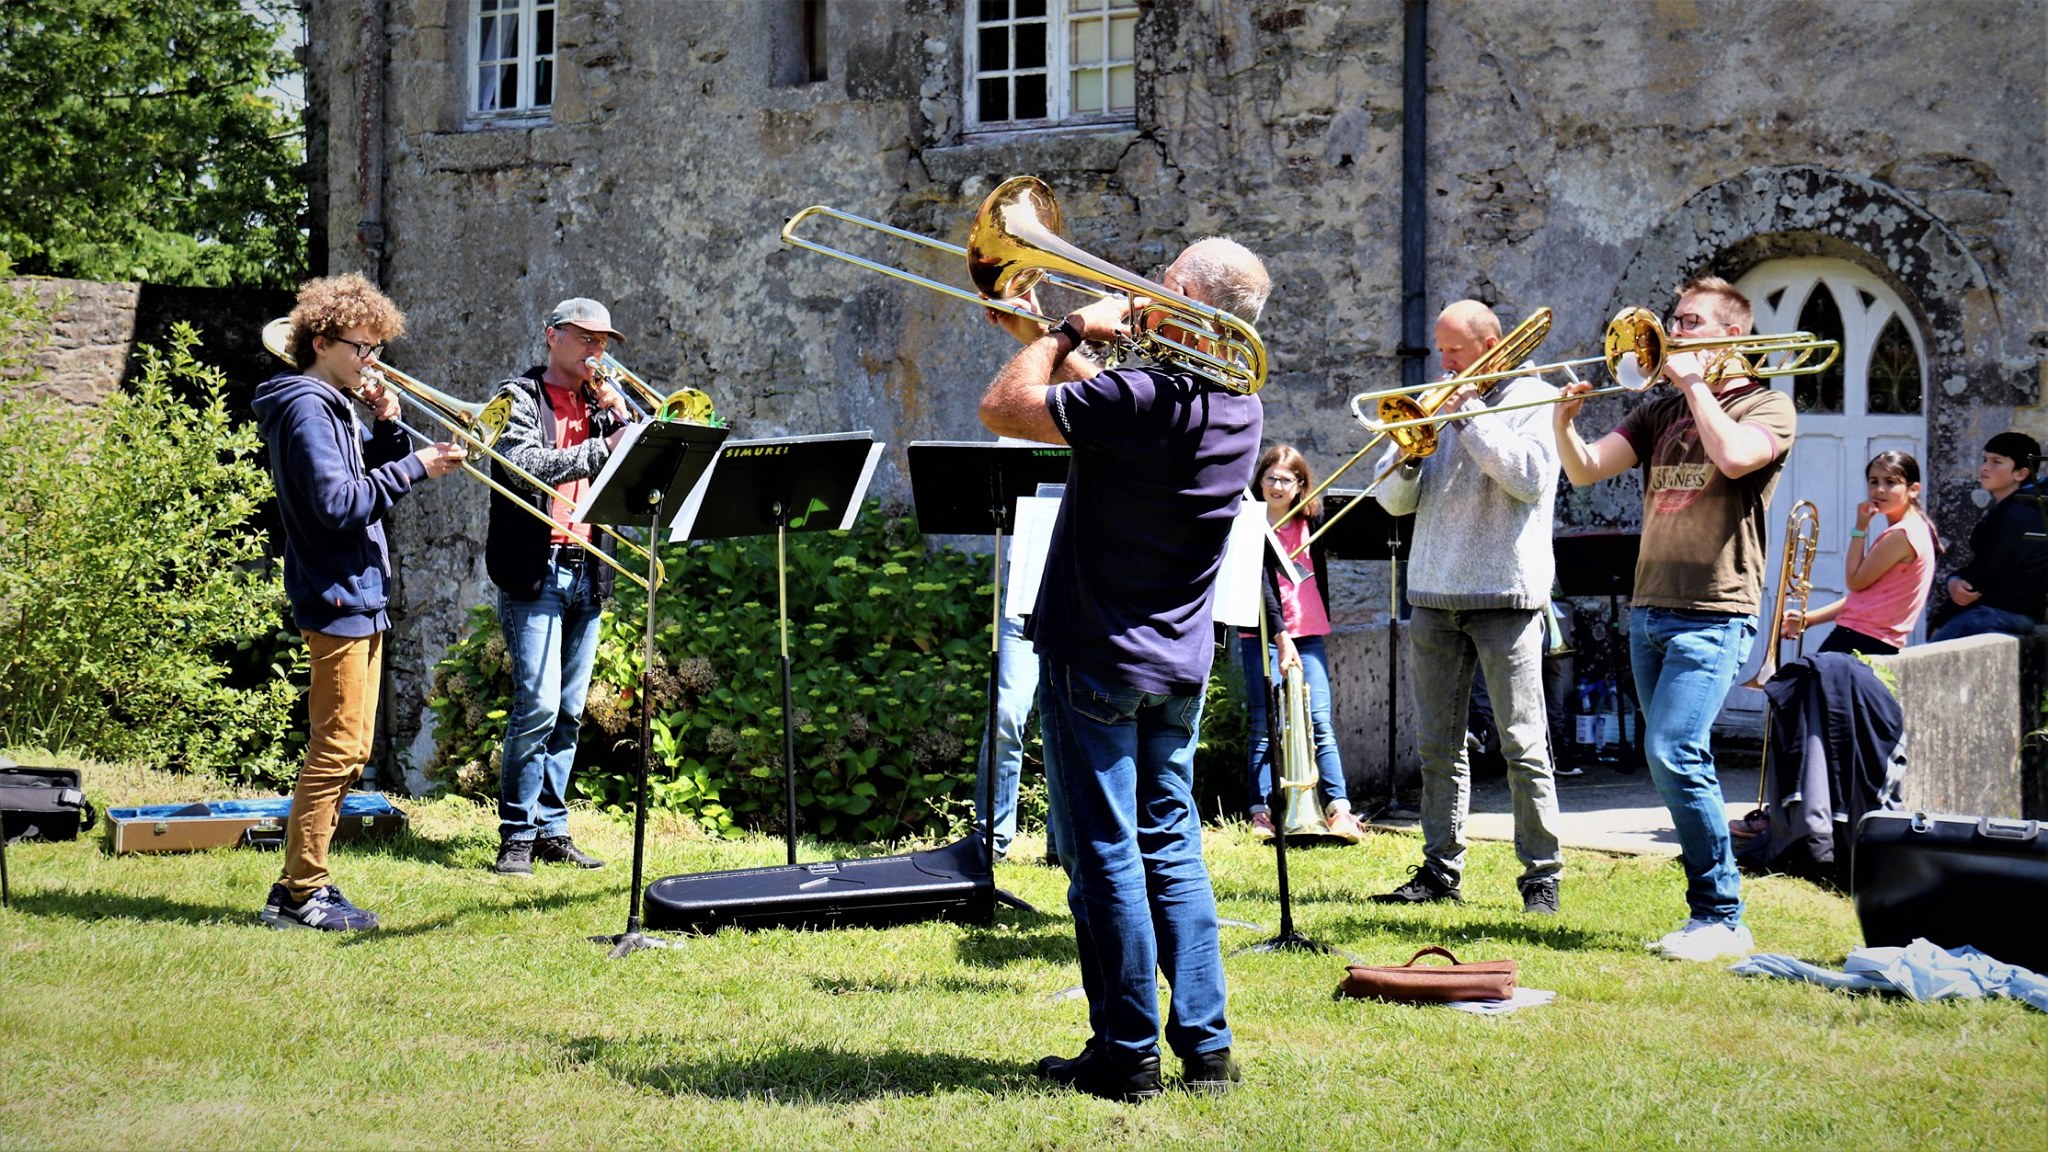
[1213,497,1272,629]
[842,442,885,530]
[665,441,721,541]
[571,419,651,525]
[1005,496,1061,617]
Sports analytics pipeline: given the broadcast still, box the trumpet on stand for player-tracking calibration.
[1742,500,1821,817]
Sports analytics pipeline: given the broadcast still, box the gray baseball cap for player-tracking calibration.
[545,297,625,341]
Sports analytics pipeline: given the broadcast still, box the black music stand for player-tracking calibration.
[573,419,728,958]
[1553,532,1644,772]
[905,441,1069,907]
[1316,490,1412,813]
[670,432,885,867]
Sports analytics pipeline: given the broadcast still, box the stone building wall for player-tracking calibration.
[303,0,2046,786]
[0,280,139,407]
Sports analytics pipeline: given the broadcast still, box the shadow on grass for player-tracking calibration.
[810,972,1031,996]
[1310,910,1631,952]
[12,888,250,928]
[563,1035,1030,1101]
[954,923,1077,968]
[338,883,616,947]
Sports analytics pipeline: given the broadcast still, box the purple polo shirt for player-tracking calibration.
[1025,365,1263,696]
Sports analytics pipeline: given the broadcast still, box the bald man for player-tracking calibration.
[1370,300,1566,915]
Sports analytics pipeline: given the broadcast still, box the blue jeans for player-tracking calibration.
[1038,658,1231,1062]
[1239,634,1348,813]
[1629,607,1757,925]
[1931,603,2038,642]
[498,559,603,842]
[976,613,1041,859]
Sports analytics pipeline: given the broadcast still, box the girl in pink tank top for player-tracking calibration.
[1784,451,1941,655]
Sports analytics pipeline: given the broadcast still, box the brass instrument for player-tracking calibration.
[260,319,659,592]
[1603,307,1840,392]
[1278,307,1558,556]
[586,352,721,426]
[781,175,1269,395]
[1275,663,1333,838]
[1742,499,1821,691]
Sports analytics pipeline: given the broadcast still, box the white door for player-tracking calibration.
[1721,257,1928,721]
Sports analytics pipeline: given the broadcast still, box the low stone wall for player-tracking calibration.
[1868,630,2047,819]
[1327,622,1419,810]
[1,279,138,407]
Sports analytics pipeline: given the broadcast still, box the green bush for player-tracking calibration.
[427,500,1258,843]
[0,315,301,780]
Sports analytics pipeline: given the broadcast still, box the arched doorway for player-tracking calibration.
[1729,257,1929,707]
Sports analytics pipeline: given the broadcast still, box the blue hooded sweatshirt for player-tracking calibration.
[251,372,428,636]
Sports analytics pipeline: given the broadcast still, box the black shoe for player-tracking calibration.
[1181,1047,1241,1095]
[495,838,534,875]
[1034,1043,1163,1102]
[1369,863,1463,904]
[1519,875,1561,916]
[535,835,604,869]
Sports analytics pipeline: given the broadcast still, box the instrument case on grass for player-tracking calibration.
[644,834,993,934]
[1852,810,2048,972]
[1,765,96,842]
[106,793,407,855]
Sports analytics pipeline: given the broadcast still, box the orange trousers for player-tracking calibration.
[281,630,382,900]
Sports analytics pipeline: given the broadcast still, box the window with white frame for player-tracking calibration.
[966,0,1138,130]
[472,0,556,120]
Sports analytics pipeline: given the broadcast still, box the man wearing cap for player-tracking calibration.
[486,298,636,875]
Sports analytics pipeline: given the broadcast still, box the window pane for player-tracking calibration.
[1109,63,1134,110]
[1071,20,1100,65]
[1016,0,1046,17]
[1110,13,1136,57]
[978,26,1008,71]
[503,15,520,58]
[477,63,501,111]
[1072,69,1103,114]
[1016,72,1047,119]
[479,13,503,61]
[978,77,1009,122]
[534,58,553,107]
[979,0,1007,20]
[1069,0,1104,11]
[496,62,519,111]
[1868,314,1922,415]
[1792,284,1845,414]
[536,8,554,54]
[1016,20,1046,67]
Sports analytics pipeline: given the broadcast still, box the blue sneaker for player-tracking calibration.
[264,885,379,932]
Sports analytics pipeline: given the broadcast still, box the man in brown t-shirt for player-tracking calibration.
[1553,276,1797,962]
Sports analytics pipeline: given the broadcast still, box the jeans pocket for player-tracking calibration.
[1064,666,1143,727]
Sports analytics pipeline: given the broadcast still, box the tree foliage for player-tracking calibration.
[0,0,306,287]
[0,282,302,778]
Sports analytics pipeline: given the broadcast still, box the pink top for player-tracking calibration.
[1273,518,1331,638]
[1835,515,1935,648]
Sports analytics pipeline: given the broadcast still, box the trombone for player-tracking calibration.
[1742,499,1821,691]
[260,318,659,592]
[586,352,721,426]
[1276,307,1557,557]
[781,175,1269,395]
[1281,308,1841,558]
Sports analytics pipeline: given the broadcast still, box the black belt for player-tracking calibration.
[549,544,588,568]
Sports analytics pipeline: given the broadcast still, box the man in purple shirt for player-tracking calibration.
[979,236,1269,1101]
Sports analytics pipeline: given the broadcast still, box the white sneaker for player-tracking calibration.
[1648,918,1754,961]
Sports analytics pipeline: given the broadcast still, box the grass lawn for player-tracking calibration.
[3,755,2043,1150]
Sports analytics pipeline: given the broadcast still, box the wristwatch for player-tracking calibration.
[1050,317,1084,354]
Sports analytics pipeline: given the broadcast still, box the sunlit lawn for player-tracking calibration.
[2,756,2043,1150]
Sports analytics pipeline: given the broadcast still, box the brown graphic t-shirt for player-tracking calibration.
[1615,382,1797,614]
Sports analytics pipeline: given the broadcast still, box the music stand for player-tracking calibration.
[670,432,885,867]
[906,441,1069,905]
[1316,490,1412,813]
[1553,532,1644,772]
[572,419,728,958]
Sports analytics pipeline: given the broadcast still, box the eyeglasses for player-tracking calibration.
[551,326,609,351]
[329,336,385,360]
[1669,312,1711,333]
[1261,474,1301,489]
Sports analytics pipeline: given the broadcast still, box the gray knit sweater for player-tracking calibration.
[1372,372,1559,610]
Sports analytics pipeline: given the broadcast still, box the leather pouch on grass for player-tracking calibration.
[1338,946,1516,1003]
